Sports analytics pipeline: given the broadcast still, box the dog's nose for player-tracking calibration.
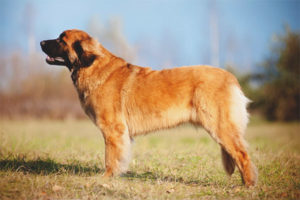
[40,40,46,47]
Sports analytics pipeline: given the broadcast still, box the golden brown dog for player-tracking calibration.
[40,29,257,186]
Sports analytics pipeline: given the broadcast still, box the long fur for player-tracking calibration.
[230,85,250,135]
[221,85,250,176]
[41,29,258,186]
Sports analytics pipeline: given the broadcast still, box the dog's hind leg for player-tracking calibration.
[99,121,131,178]
[194,85,257,186]
[216,125,257,186]
[200,115,257,186]
[216,85,257,186]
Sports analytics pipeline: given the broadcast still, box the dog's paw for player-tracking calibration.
[102,170,114,179]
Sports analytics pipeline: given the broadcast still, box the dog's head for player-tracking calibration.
[40,29,99,70]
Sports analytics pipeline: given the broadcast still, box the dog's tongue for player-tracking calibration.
[46,56,55,62]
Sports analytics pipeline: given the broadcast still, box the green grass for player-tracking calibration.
[0,118,299,199]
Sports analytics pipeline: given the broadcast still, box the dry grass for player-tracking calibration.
[0,118,299,199]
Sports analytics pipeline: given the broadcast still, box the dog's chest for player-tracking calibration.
[72,71,97,123]
[77,88,97,123]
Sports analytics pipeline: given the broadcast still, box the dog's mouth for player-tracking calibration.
[46,56,66,66]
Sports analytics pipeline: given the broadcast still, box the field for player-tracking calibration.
[0,118,299,199]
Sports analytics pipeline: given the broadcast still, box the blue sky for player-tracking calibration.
[1,0,299,71]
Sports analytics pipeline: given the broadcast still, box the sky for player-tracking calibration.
[1,0,299,72]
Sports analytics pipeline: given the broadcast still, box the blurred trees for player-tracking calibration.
[87,16,136,63]
[235,28,300,121]
[0,51,85,119]
[259,28,300,121]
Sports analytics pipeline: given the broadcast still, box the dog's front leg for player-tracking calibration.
[100,122,131,178]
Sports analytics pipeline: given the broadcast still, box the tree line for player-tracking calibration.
[234,28,300,121]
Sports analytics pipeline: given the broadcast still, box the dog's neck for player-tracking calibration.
[70,44,113,83]
[70,53,128,92]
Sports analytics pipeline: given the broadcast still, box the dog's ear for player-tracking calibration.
[73,41,96,67]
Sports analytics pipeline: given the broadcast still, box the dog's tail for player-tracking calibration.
[221,147,235,175]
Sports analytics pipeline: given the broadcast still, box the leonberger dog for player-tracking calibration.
[40,29,257,186]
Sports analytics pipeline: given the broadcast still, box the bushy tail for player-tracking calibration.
[230,85,250,135]
[221,147,235,175]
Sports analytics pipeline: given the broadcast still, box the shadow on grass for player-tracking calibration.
[0,156,227,186]
[121,171,217,186]
[0,156,104,175]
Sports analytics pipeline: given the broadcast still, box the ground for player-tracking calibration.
[0,117,299,199]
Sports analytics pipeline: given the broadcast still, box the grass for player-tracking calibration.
[0,118,299,199]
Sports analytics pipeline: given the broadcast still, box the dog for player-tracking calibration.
[40,29,257,186]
